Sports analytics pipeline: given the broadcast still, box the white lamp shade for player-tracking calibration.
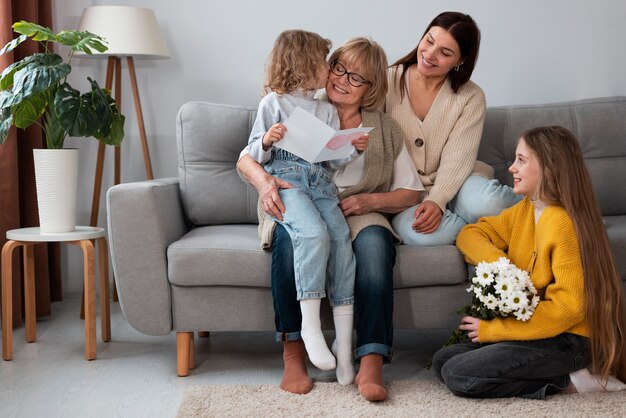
[77,6,170,59]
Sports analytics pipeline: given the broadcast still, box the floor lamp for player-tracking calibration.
[77,6,169,309]
[77,6,170,227]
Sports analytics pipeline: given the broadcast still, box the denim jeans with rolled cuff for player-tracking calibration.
[272,223,395,362]
[267,150,355,306]
[432,333,591,399]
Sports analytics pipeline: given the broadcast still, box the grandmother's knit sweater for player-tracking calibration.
[456,197,588,343]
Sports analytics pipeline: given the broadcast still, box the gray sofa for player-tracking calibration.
[106,96,626,376]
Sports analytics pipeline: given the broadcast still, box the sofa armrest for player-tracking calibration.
[106,177,189,336]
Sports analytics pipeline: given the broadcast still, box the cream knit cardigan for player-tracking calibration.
[386,66,489,212]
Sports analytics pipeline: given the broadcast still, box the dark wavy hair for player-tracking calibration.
[392,11,481,95]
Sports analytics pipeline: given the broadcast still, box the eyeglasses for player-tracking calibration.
[330,61,371,88]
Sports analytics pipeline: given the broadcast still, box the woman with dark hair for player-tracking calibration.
[433,126,626,399]
[238,37,423,401]
[388,11,520,246]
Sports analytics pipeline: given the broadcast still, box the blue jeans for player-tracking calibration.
[392,175,522,246]
[272,224,395,362]
[267,151,355,306]
[432,333,591,399]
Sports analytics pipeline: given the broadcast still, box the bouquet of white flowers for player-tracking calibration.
[443,257,539,347]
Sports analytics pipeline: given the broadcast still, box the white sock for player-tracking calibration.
[332,304,355,385]
[300,299,335,371]
[570,368,626,393]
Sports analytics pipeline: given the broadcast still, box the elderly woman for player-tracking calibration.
[388,11,520,246]
[237,37,422,402]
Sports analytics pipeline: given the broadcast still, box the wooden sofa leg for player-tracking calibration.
[189,332,196,370]
[177,332,192,376]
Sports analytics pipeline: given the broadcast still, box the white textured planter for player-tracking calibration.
[33,148,79,233]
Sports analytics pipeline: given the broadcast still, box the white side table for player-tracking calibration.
[1,226,111,361]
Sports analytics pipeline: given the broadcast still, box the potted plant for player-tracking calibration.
[0,21,125,233]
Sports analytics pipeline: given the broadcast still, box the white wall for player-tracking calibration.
[52,0,626,292]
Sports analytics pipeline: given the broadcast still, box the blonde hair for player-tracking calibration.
[521,126,626,383]
[263,30,331,95]
[328,37,388,111]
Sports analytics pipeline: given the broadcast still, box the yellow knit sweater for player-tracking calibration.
[456,197,588,343]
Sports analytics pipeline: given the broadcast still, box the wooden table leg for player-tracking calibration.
[2,240,21,361]
[97,237,111,342]
[73,240,97,360]
[23,244,37,343]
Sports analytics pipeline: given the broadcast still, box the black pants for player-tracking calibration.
[433,333,591,399]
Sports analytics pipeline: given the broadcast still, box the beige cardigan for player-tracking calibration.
[385,66,490,212]
[257,110,405,249]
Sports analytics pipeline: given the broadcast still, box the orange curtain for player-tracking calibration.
[0,0,62,328]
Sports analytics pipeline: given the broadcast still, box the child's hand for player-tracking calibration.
[262,123,287,150]
[352,134,369,153]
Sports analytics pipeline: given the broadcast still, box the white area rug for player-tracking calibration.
[177,379,626,417]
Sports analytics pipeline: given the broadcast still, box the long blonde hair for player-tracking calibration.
[522,126,626,382]
[263,30,331,95]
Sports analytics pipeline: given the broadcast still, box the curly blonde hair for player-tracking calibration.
[264,30,331,95]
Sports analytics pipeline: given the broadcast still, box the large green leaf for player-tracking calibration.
[87,78,124,145]
[12,21,57,42]
[54,82,100,137]
[11,54,70,101]
[0,107,13,144]
[0,34,28,56]
[0,54,41,91]
[56,31,108,54]
[96,112,124,146]
[0,90,14,109]
[87,78,112,136]
[12,90,47,129]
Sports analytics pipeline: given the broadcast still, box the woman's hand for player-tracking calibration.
[262,123,287,150]
[258,176,293,220]
[339,194,373,216]
[237,154,293,220]
[411,200,443,234]
[351,134,369,153]
[459,316,481,343]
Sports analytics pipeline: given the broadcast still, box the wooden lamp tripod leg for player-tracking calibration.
[127,56,154,180]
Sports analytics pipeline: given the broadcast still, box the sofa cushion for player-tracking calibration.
[167,225,469,288]
[168,225,270,287]
[176,102,259,225]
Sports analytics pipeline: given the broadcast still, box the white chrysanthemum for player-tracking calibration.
[530,295,540,309]
[506,290,530,311]
[494,276,516,296]
[497,298,513,315]
[514,307,534,321]
[474,264,495,286]
[483,294,499,310]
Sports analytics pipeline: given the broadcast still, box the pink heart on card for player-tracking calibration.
[326,133,360,150]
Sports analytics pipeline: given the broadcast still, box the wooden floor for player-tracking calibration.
[0,295,450,417]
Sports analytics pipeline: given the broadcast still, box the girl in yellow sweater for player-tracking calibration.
[433,126,626,399]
